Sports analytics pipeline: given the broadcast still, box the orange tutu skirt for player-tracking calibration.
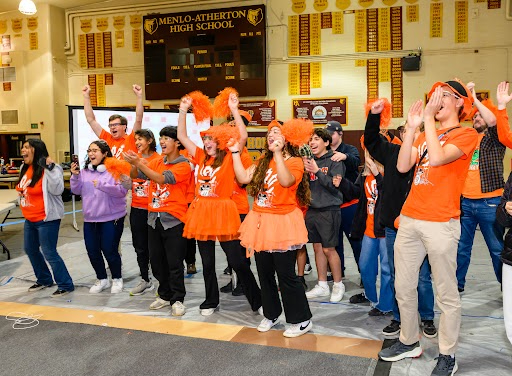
[239,207,308,254]
[183,198,241,242]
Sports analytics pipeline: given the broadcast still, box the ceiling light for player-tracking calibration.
[19,0,37,16]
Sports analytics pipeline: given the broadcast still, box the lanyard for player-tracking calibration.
[417,126,459,167]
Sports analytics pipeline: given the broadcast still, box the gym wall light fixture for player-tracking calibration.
[19,0,37,16]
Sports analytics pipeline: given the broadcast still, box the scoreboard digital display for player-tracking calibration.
[143,5,266,100]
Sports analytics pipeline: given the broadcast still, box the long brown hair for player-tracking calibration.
[203,148,226,169]
[247,138,311,207]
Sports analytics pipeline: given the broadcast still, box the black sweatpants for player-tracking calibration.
[130,207,150,281]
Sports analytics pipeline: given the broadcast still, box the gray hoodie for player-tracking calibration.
[41,165,65,221]
[307,149,345,210]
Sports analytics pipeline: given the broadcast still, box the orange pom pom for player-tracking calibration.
[200,123,241,150]
[365,98,392,128]
[188,91,212,123]
[104,157,131,181]
[212,87,238,119]
[281,118,314,147]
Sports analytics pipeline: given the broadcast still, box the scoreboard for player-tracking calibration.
[143,5,266,100]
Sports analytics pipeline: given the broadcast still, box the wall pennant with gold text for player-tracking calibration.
[96,17,109,32]
[81,19,92,33]
[113,16,125,30]
[336,0,351,10]
[11,18,22,33]
[314,0,329,12]
[358,0,374,8]
[130,15,142,28]
[455,1,468,43]
[292,0,307,14]
[430,2,443,38]
[29,32,38,50]
[0,20,7,34]
[27,17,38,31]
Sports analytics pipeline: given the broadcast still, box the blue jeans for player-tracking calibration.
[457,197,503,289]
[360,235,393,312]
[385,227,434,321]
[24,219,74,291]
[83,217,125,280]
[336,203,362,274]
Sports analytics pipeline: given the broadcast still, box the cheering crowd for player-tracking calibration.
[14,79,512,376]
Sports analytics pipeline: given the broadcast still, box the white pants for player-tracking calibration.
[503,263,512,345]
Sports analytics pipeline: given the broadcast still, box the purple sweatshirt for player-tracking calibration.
[70,168,127,222]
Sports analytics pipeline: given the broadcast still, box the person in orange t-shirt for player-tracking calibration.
[124,126,191,316]
[231,119,313,338]
[16,139,74,297]
[121,129,161,296]
[82,84,143,158]
[379,80,478,375]
[177,93,262,317]
[456,82,505,294]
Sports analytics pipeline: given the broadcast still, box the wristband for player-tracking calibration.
[231,151,240,154]
[179,108,187,114]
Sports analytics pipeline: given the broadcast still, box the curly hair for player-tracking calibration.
[247,138,311,207]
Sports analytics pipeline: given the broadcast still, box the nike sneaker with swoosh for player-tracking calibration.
[283,320,312,338]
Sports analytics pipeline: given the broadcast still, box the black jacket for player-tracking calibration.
[364,113,414,230]
[338,172,385,239]
[496,172,512,266]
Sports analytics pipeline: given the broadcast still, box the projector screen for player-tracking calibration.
[68,106,210,162]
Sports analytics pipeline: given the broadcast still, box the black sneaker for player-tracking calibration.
[186,263,197,274]
[28,283,52,292]
[421,320,438,338]
[431,354,458,376]
[223,266,232,275]
[232,283,245,296]
[349,292,370,304]
[220,281,232,293]
[382,320,401,336]
[51,289,72,298]
[326,271,333,282]
[458,287,464,294]
[299,276,307,291]
[369,307,392,316]
[378,340,422,361]
[304,263,312,275]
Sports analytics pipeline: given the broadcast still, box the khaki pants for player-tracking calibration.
[395,215,461,355]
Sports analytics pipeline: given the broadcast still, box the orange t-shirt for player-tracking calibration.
[146,157,191,222]
[100,129,137,159]
[253,157,304,215]
[231,148,253,214]
[16,165,46,222]
[364,175,379,238]
[131,152,162,209]
[462,133,503,199]
[180,149,196,204]
[192,146,236,200]
[401,126,478,222]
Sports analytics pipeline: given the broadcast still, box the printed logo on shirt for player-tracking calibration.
[17,175,33,208]
[198,165,221,197]
[150,183,170,209]
[469,147,480,171]
[111,144,126,159]
[133,181,149,197]
[255,167,278,208]
[413,138,448,186]
[365,178,378,215]
[309,166,329,181]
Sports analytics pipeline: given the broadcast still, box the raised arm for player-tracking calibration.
[423,87,464,166]
[82,85,103,137]
[132,84,144,132]
[467,82,496,127]
[496,81,512,148]
[364,99,399,165]
[228,93,248,149]
[272,135,296,187]
[397,101,422,172]
[177,96,199,157]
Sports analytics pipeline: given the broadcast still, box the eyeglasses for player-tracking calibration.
[108,123,123,128]
[442,91,460,99]
[87,149,101,153]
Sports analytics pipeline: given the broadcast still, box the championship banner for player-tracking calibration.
[97,17,109,32]
[29,32,38,50]
[288,15,299,56]
[390,6,403,118]
[81,19,92,33]
[0,20,7,34]
[314,0,329,12]
[88,75,97,106]
[321,12,332,29]
[94,33,104,69]
[299,14,310,56]
[358,0,374,8]
[355,10,367,66]
[130,15,142,28]
[487,0,501,9]
[332,12,344,34]
[105,73,114,85]
[292,0,307,14]
[311,62,322,89]
[103,32,112,68]
[299,63,310,95]
[367,8,378,100]
[86,33,95,69]
[78,34,87,68]
[11,19,22,33]
[378,7,390,82]
[293,97,348,125]
[113,16,125,30]
[96,74,106,107]
[310,13,321,56]
[238,100,276,127]
[27,17,38,31]
[336,0,351,10]
[289,63,299,95]
[455,1,468,43]
[430,2,443,38]
[115,30,124,48]
[132,29,141,52]
[407,5,419,22]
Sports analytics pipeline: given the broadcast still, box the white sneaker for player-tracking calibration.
[171,301,186,316]
[283,320,312,338]
[129,280,154,296]
[200,306,219,316]
[257,317,279,332]
[111,278,123,294]
[305,284,330,299]
[304,263,313,275]
[330,283,345,302]
[89,279,110,294]
[150,297,171,310]
[257,306,264,316]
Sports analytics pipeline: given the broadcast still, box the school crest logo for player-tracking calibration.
[144,18,158,35]
[247,9,263,26]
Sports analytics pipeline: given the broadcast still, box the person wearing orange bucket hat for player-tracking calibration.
[229,118,314,338]
[379,79,478,376]
[177,93,262,317]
